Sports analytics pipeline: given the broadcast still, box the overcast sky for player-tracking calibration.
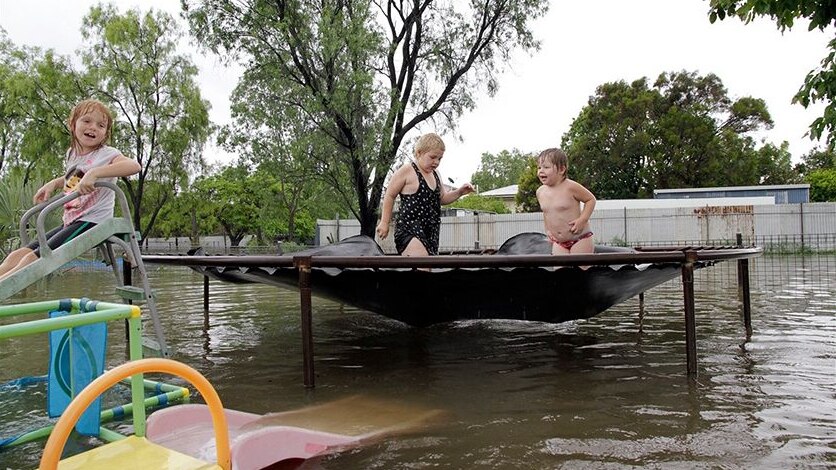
[1,0,832,184]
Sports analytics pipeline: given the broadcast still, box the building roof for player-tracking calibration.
[480,184,518,198]
[654,184,809,194]
[595,197,774,210]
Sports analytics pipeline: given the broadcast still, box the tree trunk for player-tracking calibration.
[358,203,376,238]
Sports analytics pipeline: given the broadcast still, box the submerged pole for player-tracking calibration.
[739,259,752,337]
[682,250,697,378]
[736,234,753,337]
[295,256,315,388]
[203,275,210,313]
[638,292,645,334]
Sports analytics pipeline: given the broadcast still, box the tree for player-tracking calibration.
[183,0,549,237]
[709,0,836,148]
[795,147,835,176]
[807,168,836,201]
[0,32,25,177]
[218,71,342,243]
[562,78,659,199]
[562,71,787,199]
[449,194,509,214]
[515,158,539,213]
[81,5,212,237]
[144,181,217,244]
[756,142,802,184]
[193,166,266,247]
[0,35,87,183]
[470,149,533,192]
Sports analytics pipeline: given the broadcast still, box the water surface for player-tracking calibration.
[1,257,834,469]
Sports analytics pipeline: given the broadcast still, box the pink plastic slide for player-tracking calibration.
[146,395,442,469]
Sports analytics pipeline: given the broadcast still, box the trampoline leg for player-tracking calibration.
[203,275,210,313]
[682,251,697,378]
[638,291,645,334]
[295,256,315,388]
[737,258,753,338]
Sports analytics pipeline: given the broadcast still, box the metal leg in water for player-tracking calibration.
[638,291,645,334]
[735,233,753,338]
[203,275,210,314]
[682,251,697,378]
[738,258,752,337]
[295,256,315,388]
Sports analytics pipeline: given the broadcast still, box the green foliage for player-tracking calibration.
[150,183,217,243]
[1,7,212,242]
[0,171,61,253]
[795,147,836,176]
[0,172,31,251]
[470,149,534,192]
[807,168,836,201]
[562,70,798,198]
[563,78,658,198]
[708,1,834,33]
[183,0,550,236]
[218,64,348,243]
[0,32,85,182]
[81,5,212,236]
[193,166,263,247]
[709,0,836,149]
[449,194,509,214]
[187,163,323,245]
[756,142,803,184]
[516,159,540,213]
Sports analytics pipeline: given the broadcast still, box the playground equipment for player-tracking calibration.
[0,181,169,356]
[145,394,443,469]
[2,301,441,468]
[40,358,230,470]
[0,299,188,462]
[36,356,442,469]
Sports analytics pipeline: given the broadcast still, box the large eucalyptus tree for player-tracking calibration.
[182,0,549,236]
[81,5,212,236]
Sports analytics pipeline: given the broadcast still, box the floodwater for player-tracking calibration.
[1,256,834,469]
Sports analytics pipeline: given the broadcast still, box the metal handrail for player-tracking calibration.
[25,181,132,258]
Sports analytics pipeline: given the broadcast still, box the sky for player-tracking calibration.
[0,0,832,184]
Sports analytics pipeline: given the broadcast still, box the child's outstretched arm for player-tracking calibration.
[75,155,141,195]
[440,182,475,205]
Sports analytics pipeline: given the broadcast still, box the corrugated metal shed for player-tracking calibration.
[654,184,810,204]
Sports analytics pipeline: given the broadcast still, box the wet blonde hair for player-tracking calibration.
[68,99,114,153]
[415,133,445,156]
[538,148,568,173]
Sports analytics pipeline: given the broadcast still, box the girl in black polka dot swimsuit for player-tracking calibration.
[376,133,475,256]
[394,161,442,254]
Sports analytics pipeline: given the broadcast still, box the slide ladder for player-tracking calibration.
[0,182,169,356]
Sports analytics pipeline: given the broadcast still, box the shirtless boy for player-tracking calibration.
[535,148,596,255]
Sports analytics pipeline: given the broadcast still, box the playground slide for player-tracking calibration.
[0,217,135,300]
[146,395,444,469]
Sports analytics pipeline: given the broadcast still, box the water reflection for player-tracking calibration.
[0,257,833,468]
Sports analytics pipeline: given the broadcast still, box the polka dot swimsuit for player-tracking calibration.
[394,162,441,255]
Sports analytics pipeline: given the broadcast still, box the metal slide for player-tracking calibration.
[0,182,169,356]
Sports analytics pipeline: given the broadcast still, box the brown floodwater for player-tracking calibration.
[1,256,834,469]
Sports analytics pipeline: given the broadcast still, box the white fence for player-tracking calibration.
[318,202,836,253]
